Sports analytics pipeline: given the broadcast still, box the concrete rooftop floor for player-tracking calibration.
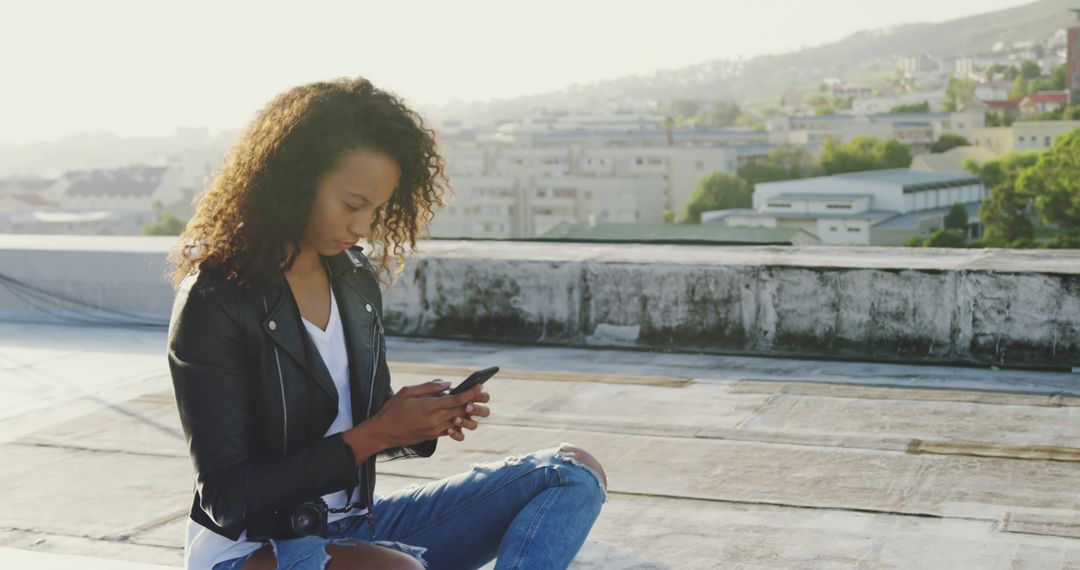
[1,321,1079,569]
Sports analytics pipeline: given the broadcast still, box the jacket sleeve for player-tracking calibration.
[167,275,359,535]
[375,368,438,462]
[362,268,438,462]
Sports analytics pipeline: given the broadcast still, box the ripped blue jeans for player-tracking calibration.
[212,442,608,570]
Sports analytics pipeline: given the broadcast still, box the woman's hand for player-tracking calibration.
[444,382,491,442]
[370,380,491,447]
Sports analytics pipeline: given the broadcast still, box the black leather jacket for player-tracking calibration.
[166,245,436,541]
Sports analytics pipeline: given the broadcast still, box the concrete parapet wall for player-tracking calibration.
[383,242,1080,370]
[1,234,1078,369]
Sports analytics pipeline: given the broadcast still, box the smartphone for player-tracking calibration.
[448,366,499,395]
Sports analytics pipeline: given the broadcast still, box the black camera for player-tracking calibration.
[248,498,329,540]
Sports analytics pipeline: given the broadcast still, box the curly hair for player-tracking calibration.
[165,76,451,292]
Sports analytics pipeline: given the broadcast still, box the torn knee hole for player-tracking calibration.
[554,444,608,489]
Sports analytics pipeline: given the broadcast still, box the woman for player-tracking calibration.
[165,76,608,570]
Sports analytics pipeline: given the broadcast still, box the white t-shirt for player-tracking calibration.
[184,287,372,569]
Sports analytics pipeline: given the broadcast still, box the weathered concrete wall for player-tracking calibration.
[381,242,1080,370]
[0,234,176,326]
[2,234,1079,369]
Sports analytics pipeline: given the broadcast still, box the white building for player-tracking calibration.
[766,111,985,151]
[432,126,774,236]
[704,169,987,246]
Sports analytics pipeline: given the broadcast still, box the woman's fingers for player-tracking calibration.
[443,425,465,441]
[464,403,490,418]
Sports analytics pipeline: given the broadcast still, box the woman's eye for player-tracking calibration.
[345,203,360,212]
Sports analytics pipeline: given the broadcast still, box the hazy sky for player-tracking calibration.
[1,0,1036,144]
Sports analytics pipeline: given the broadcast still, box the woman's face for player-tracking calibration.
[301,146,401,256]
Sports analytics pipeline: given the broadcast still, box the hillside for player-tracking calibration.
[437,0,1078,119]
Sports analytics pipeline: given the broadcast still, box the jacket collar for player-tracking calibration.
[323,245,369,281]
[259,245,375,407]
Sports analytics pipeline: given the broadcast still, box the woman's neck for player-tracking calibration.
[282,241,324,280]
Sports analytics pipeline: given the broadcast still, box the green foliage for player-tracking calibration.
[704,101,742,127]
[902,235,925,247]
[944,203,968,230]
[930,133,970,153]
[1046,235,1080,249]
[1008,76,1030,99]
[1020,60,1042,80]
[1021,130,1080,236]
[968,152,1040,243]
[944,77,976,111]
[660,99,762,129]
[663,209,675,224]
[1021,105,1080,122]
[668,99,702,119]
[821,136,912,175]
[989,111,1010,126]
[737,143,821,186]
[143,212,187,236]
[987,64,1019,81]
[888,101,930,113]
[922,229,967,248]
[738,162,789,186]
[683,172,752,224]
[1031,65,1066,92]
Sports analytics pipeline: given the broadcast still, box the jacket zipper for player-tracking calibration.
[364,308,383,538]
[263,295,288,455]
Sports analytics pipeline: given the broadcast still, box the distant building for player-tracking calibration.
[431,125,778,236]
[964,98,1021,123]
[6,210,149,235]
[766,111,984,152]
[897,55,930,74]
[0,161,202,236]
[968,120,1080,153]
[1018,91,1070,117]
[975,80,1015,101]
[705,169,986,246]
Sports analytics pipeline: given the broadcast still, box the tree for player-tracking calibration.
[889,101,930,113]
[931,133,971,153]
[668,99,702,119]
[767,143,820,178]
[143,212,187,236]
[944,203,968,230]
[1021,129,1080,236]
[967,152,1040,244]
[737,143,822,187]
[923,229,967,248]
[737,162,790,186]
[704,101,742,127]
[661,116,675,147]
[1031,65,1066,92]
[683,172,752,223]
[822,137,874,174]
[1008,76,1030,100]
[945,77,976,111]
[986,112,1016,126]
[822,136,912,175]
[873,140,913,169]
[1020,60,1041,80]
